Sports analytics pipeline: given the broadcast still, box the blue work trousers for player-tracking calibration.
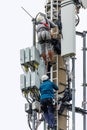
[40,98,55,128]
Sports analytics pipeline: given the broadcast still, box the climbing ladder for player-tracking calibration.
[46,54,59,130]
[45,0,59,22]
[66,111,69,130]
[52,54,59,130]
[45,1,59,130]
[45,1,69,130]
[45,0,59,39]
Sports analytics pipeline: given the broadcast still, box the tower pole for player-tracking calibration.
[32,18,36,46]
[83,31,87,130]
[72,56,76,130]
[76,31,87,130]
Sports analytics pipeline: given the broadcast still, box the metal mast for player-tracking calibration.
[82,31,87,130]
[76,31,87,130]
[72,56,76,130]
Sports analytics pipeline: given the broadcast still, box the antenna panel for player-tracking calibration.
[26,72,31,89]
[31,71,40,88]
[20,74,26,91]
[61,0,76,57]
[81,0,87,8]
[31,46,40,65]
[25,47,31,63]
[20,49,25,65]
[38,59,46,78]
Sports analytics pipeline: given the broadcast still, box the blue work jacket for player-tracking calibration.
[39,80,58,100]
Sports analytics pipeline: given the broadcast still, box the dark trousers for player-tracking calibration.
[40,98,55,128]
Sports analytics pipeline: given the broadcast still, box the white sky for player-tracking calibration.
[0,0,87,130]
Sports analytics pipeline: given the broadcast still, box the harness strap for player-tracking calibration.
[40,22,49,27]
[37,27,50,33]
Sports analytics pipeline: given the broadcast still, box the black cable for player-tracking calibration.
[61,1,75,8]
[28,113,32,130]
[25,94,33,104]
[58,89,66,94]
[61,0,74,6]
[75,14,80,26]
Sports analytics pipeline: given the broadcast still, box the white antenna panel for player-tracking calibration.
[61,0,76,57]
[31,46,40,65]
[81,0,87,8]
[31,72,40,88]
[20,74,26,91]
[26,72,31,89]
[20,49,25,65]
[25,47,31,63]
[38,59,46,78]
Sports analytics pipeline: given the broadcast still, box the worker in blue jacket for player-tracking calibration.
[39,75,58,129]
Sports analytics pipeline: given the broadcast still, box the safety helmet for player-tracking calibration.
[36,15,44,23]
[41,75,49,81]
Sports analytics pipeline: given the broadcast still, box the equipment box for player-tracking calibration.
[26,72,31,89]
[25,47,31,63]
[20,49,25,65]
[20,74,26,91]
[31,71,40,89]
[30,46,40,66]
[81,0,87,8]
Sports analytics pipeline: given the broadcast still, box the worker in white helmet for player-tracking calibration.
[39,74,58,129]
[36,14,57,65]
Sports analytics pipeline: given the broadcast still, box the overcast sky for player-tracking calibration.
[0,0,87,130]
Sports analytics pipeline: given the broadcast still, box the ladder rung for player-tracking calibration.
[59,67,66,71]
[59,82,68,86]
[53,78,58,80]
[52,70,57,73]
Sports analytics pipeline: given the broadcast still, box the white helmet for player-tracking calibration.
[41,75,49,81]
[36,15,44,23]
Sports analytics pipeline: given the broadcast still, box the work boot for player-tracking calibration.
[47,125,50,130]
[50,126,56,130]
[48,125,55,130]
